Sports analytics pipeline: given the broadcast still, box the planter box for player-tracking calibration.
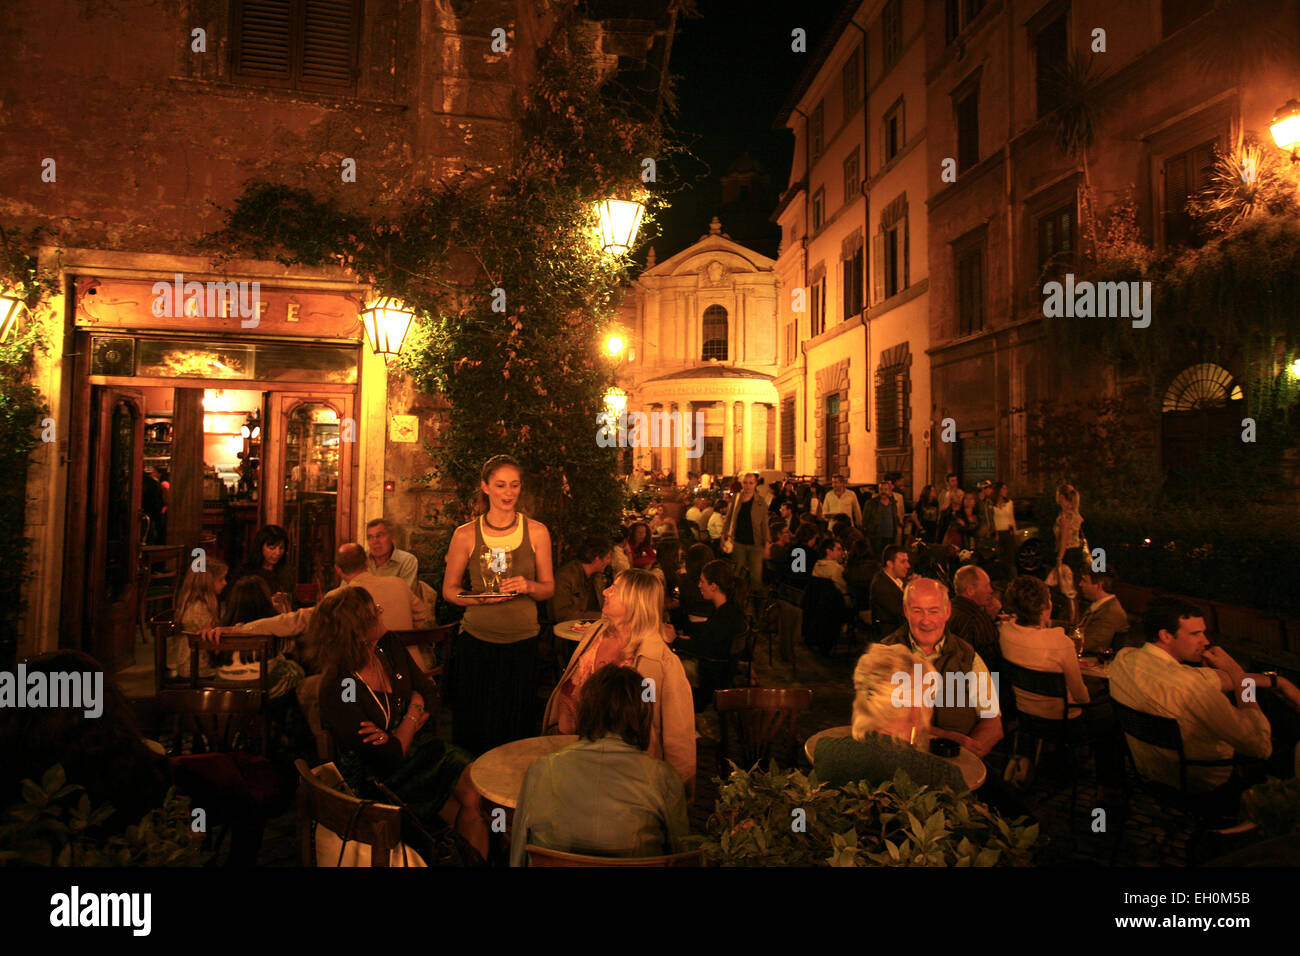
[1113,583,1159,616]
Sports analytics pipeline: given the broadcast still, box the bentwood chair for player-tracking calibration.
[524,845,702,867]
[138,540,186,641]
[714,687,814,776]
[392,624,457,733]
[295,759,408,868]
[1108,700,1259,864]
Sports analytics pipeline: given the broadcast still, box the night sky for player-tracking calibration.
[647,0,843,264]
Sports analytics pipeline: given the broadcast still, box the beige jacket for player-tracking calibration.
[542,621,697,786]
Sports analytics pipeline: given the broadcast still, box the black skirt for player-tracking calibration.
[449,629,541,757]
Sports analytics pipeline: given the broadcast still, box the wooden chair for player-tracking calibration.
[295,759,406,867]
[138,542,186,641]
[732,624,758,687]
[1002,661,1104,828]
[524,845,702,867]
[158,687,267,756]
[391,624,456,730]
[151,610,178,696]
[1109,699,1259,864]
[188,633,274,695]
[714,687,813,776]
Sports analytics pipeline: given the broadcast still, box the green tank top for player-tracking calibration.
[461,516,540,644]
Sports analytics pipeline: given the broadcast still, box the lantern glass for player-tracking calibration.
[360,296,415,362]
[597,199,646,254]
[0,292,24,341]
[603,386,628,421]
[1270,100,1300,151]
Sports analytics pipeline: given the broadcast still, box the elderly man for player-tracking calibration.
[721,472,770,599]
[1110,597,1296,797]
[948,565,1001,668]
[1076,569,1130,652]
[201,542,430,640]
[868,545,910,640]
[366,518,420,593]
[862,476,905,559]
[878,577,1003,758]
[685,497,706,528]
[821,474,863,528]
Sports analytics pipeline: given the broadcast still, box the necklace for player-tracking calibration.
[355,647,392,728]
[483,513,518,532]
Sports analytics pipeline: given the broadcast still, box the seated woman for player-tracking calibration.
[315,587,488,862]
[543,569,696,787]
[512,664,688,866]
[238,524,297,608]
[171,558,228,678]
[677,543,716,634]
[997,575,1124,792]
[812,535,852,607]
[676,559,748,712]
[814,643,967,791]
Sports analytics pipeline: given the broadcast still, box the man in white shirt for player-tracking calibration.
[1110,597,1283,795]
[821,474,863,527]
[685,497,706,527]
[202,542,429,640]
[937,473,964,513]
[366,518,420,593]
[706,501,727,541]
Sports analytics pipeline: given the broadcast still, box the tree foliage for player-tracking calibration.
[210,20,681,552]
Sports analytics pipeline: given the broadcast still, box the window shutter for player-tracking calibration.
[903,210,910,289]
[872,232,885,305]
[302,0,359,88]
[235,0,293,82]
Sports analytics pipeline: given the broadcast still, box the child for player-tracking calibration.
[171,559,228,678]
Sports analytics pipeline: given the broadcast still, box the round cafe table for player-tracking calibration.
[803,726,987,790]
[1078,655,1111,679]
[468,735,579,809]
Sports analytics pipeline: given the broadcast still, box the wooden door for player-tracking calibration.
[87,387,146,669]
[263,393,356,594]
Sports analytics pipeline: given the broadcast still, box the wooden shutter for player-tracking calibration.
[302,0,359,89]
[872,232,885,305]
[234,0,294,84]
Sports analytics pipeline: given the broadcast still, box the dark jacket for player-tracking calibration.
[869,570,905,637]
[948,594,1001,667]
[879,625,982,737]
[861,493,905,546]
[549,559,602,624]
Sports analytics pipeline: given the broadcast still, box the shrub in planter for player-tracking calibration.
[1242,776,1300,839]
[701,763,1038,867]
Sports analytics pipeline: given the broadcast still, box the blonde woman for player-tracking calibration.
[171,558,228,678]
[812,642,966,790]
[543,569,696,787]
[1054,482,1085,583]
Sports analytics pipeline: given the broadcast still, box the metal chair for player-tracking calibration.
[1109,699,1257,864]
[524,845,702,867]
[714,687,813,776]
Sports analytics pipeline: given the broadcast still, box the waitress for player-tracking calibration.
[442,455,554,756]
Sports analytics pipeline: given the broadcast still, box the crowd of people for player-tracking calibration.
[7,459,1298,869]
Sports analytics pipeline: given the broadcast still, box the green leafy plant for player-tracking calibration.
[0,764,203,867]
[700,763,1037,867]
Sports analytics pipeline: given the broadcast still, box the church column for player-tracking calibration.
[723,398,735,477]
[741,400,754,474]
[673,402,688,482]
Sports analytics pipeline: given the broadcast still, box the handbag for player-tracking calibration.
[721,536,734,554]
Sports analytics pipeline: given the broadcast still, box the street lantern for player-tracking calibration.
[605,333,626,358]
[360,295,415,364]
[0,289,25,342]
[603,386,628,424]
[595,198,646,255]
[1270,99,1300,161]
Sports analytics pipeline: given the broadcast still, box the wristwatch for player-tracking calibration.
[1262,671,1278,690]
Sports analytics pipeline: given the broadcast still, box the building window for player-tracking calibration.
[946,0,985,43]
[810,269,826,337]
[1036,202,1075,279]
[812,188,826,232]
[1035,12,1069,118]
[785,321,797,365]
[955,87,979,173]
[875,345,911,450]
[882,0,902,69]
[843,149,860,208]
[874,194,909,303]
[842,236,865,319]
[232,0,361,93]
[781,395,796,463]
[1162,0,1213,37]
[810,100,825,161]
[702,305,728,361]
[1163,139,1217,249]
[883,98,904,163]
[1161,363,1245,482]
[842,47,862,122]
[955,244,984,335]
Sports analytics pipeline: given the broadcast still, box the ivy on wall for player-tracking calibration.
[209,20,683,553]
[0,227,56,665]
